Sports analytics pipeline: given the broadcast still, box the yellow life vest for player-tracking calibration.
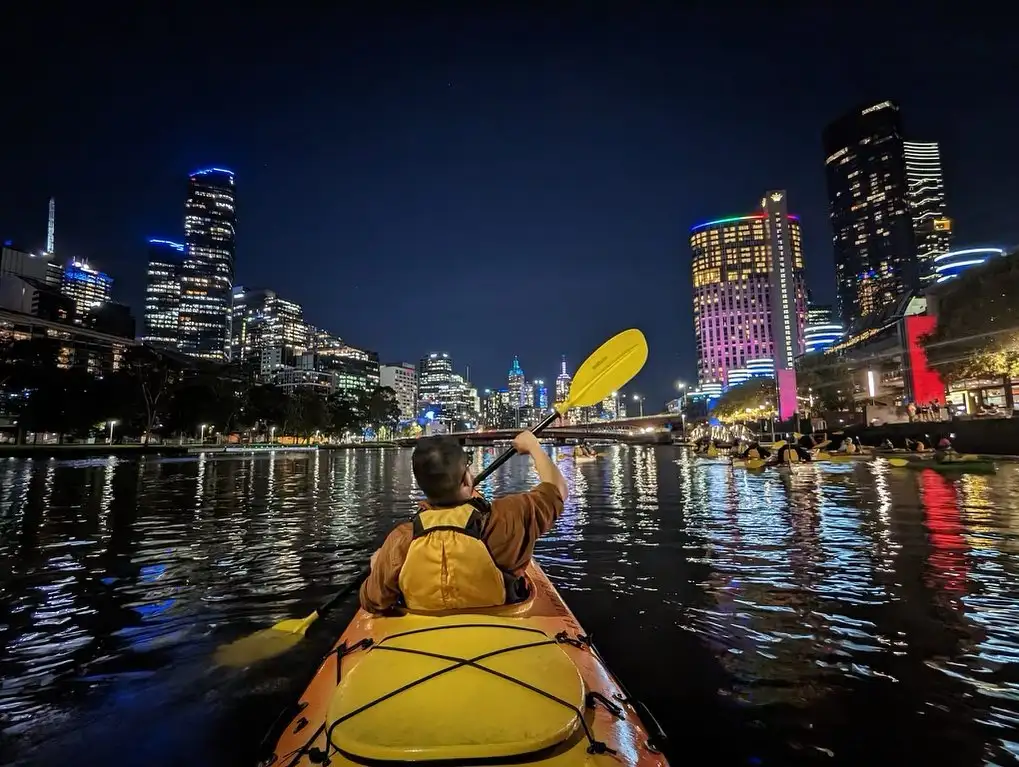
[398,499,517,611]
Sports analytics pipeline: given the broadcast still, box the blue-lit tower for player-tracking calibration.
[802,304,845,354]
[60,259,112,321]
[179,167,236,361]
[143,239,186,348]
[507,356,525,407]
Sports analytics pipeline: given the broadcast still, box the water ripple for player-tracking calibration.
[0,446,1017,765]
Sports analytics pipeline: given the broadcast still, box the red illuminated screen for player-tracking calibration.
[905,315,945,404]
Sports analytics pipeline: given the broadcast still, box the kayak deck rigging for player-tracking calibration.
[321,621,618,762]
[262,562,668,767]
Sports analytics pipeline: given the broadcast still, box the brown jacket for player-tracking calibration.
[359,482,564,613]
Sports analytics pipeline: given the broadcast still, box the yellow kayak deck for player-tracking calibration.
[263,561,668,767]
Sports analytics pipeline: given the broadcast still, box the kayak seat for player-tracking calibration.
[326,615,586,762]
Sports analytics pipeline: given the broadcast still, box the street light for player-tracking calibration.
[632,394,644,418]
[107,419,118,445]
[199,423,208,443]
[681,412,686,440]
[675,381,686,391]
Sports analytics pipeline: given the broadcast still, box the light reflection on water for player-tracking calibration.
[0,446,1017,765]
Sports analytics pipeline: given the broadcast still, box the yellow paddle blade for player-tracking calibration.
[887,458,910,467]
[559,329,648,410]
[746,458,766,470]
[213,612,319,668]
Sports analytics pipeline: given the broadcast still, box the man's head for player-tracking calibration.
[412,436,473,505]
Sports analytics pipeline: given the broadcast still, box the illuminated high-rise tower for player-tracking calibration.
[46,197,55,254]
[143,239,185,348]
[689,207,806,388]
[555,356,571,403]
[179,167,236,361]
[904,141,952,284]
[533,379,548,410]
[507,357,525,407]
[823,101,916,328]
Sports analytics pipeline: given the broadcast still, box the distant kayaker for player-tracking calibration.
[738,441,771,460]
[775,441,812,463]
[935,436,956,462]
[359,432,568,614]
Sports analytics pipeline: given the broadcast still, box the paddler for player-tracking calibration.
[737,441,771,460]
[934,436,956,463]
[775,437,813,464]
[359,431,568,613]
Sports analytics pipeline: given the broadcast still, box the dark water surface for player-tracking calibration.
[1,447,1017,765]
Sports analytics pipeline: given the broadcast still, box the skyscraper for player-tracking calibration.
[904,141,951,284]
[533,379,548,410]
[380,363,418,421]
[507,356,525,407]
[690,208,806,388]
[46,197,55,254]
[231,286,306,362]
[554,356,571,403]
[143,239,185,348]
[802,304,845,355]
[823,101,915,328]
[418,353,454,410]
[61,259,112,319]
[179,167,236,361]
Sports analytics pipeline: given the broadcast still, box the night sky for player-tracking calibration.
[3,6,1015,405]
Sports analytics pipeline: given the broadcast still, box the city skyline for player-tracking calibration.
[2,7,1016,404]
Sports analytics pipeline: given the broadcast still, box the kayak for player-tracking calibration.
[897,459,997,475]
[574,453,601,463]
[730,459,766,470]
[262,560,669,767]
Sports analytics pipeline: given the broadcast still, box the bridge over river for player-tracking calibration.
[395,413,683,446]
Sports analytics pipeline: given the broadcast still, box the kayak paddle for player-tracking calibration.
[472,328,647,485]
[214,328,648,668]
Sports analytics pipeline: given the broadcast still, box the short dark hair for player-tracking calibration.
[412,436,468,503]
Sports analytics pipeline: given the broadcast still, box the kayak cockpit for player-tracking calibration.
[325,615,586,762]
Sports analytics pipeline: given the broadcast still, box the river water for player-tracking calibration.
[0,446,1017,766]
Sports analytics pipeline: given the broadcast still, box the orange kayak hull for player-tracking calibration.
[263,560,668,766]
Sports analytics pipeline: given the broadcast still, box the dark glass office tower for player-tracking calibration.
[823,101,916,329]
[179,167,236,360]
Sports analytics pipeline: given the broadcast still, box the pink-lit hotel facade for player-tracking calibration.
[690,203,807,391]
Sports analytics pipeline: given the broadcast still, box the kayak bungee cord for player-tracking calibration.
[308,623,619,765]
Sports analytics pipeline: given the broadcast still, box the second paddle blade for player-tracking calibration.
[214,621,311,668]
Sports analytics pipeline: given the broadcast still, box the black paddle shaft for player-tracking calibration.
[316,566,371,617]
[471,410,560,486]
